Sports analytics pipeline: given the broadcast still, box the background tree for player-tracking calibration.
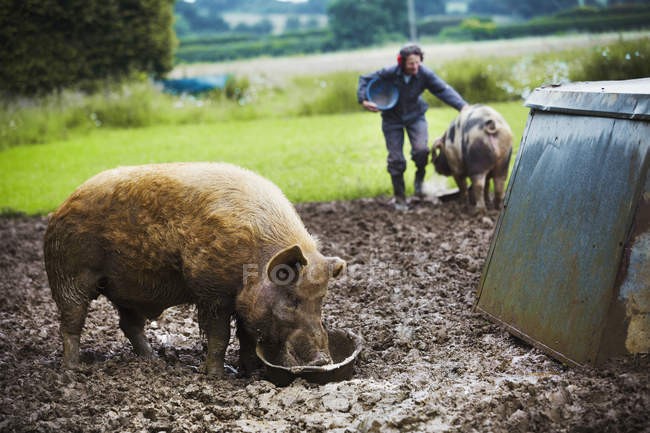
[284,16,303,32]
[174,0,328,14]
[468,0,581,18]
[414,0,446,16]
[233,18,273,35]
[0,0,176,96]
[467,0,511,16]
[305,16,321,29]
[174,0,230,34]
[327,0,409,48]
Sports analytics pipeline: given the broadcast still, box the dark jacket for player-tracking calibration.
[357,64,467,124]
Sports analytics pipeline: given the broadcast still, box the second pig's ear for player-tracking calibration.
[267,245,308,286]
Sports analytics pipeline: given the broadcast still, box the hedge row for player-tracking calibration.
[176,31,333,63]
[441,7,650,40]
[416,16,465,36]
[178,29,331,50]
[180,33,257,47]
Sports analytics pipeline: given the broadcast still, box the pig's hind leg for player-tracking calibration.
[470,173,488,213]
[51,269,97,368]
[493,175,506,210]
[484,173,493,209]
[116,306,154,358]
[492,151,511,210]
[58,300,89,369]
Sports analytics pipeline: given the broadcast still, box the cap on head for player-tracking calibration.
[397,44,424,69]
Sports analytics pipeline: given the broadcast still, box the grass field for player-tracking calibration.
[0,102,528,215]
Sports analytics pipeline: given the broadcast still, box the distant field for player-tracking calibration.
[171,31,650,82]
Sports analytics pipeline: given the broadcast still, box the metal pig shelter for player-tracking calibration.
[475,78,649,367]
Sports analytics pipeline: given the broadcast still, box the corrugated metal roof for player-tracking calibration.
[525,78,650,120]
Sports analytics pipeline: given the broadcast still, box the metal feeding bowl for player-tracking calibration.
[366,77,399,110]
[256,329,363,386]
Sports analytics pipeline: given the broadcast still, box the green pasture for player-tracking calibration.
[0,102,528,215]
[6,34,644,215]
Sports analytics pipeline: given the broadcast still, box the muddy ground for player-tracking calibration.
[1,198,648,433]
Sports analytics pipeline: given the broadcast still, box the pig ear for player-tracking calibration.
[484,119,498,135]
[267,245,308,286]
[328,257,346,279]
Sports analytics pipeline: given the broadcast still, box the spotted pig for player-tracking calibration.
[433,104,513,211]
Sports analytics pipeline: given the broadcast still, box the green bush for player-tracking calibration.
[296,73,363,116]
[0,79,258,150]
[439,17,497,41]
[222,76,252,102]
[440,6,650,41]
[417,16,464,36]
[0,0,176,97]
[554,6,601,19]
[500,13,650,38]
[426,59,514,106]
[0,80,156,148]
[571,37,650,81]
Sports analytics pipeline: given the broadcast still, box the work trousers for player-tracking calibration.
[382,115,429,176]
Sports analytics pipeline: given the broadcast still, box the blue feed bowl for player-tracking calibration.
[366,78,399,110]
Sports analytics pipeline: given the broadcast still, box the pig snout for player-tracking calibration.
[281,327,332,367]
[308,350,332,366]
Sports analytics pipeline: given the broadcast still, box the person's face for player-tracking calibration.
[403,54,421,76]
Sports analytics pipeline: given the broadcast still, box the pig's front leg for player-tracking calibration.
[200,307,231,378]
[453,174,468,203]
[236,317,261,376]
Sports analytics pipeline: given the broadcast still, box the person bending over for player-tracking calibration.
[357,43,468,211]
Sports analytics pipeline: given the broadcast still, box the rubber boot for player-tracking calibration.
[414,167,426,198]
[391,174,408,211]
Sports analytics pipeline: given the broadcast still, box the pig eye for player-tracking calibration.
[269,263,298,286]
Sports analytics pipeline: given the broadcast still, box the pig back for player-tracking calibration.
[442,104,513,176]
[45,162,318,303]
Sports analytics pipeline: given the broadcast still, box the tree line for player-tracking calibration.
[176,0,648,47]
[2,0,648,96]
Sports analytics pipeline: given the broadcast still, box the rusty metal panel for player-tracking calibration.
[476,107,650,366]
[617,170,650,355]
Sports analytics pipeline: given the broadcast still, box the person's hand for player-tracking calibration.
[362,100,380,112]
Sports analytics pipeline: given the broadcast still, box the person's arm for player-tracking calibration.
[424,68,468,111]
